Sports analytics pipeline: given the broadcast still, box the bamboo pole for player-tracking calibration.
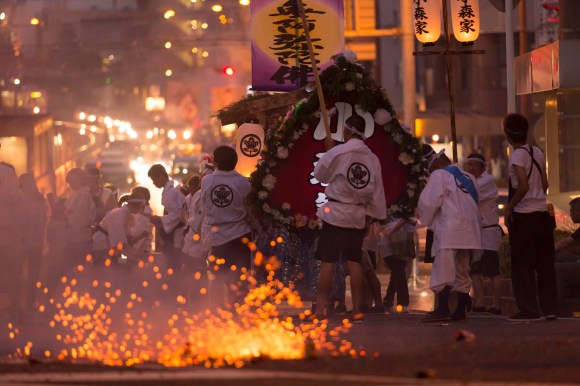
[296,0,331,140]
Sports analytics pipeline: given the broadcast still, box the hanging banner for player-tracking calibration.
[250,0,344,92]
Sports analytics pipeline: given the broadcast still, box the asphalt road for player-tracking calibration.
[1,313,580,385]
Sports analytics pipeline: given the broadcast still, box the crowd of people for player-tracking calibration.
[0,112,575,323]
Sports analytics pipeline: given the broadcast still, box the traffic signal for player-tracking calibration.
[222,66,235,76]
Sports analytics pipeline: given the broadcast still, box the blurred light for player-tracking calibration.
[432,134,440,142]
[168,130,177,140]
[165,41,172,49]
[165,69,173,77]
[222,66,235,76]
[109,55,115,61]
[201,22,208,29]
[145,97,166,112]
[33,106,40,114]
[221,123,236,137]
[30,91,42,99]
[498,203,505,210]
[79,128,86,135]
[13,78,20,85]
[191,47,198,53]
[88,115,97,122]
[109,135,116,142]
[78,112,86,120]
[30,17,40,25]
[183,130,192,140]
[239,0,250,5]
[146,130,154,139]
[90,126,97,133]
[211,4,223,12]
[164,9,175,19]
[202,51,209,58]
[0,12,6,20]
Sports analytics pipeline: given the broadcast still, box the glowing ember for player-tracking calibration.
[2,253,353,368]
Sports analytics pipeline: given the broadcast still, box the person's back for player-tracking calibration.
[419,166,481,252]
[202,169,251,247]
[314,138,385,229]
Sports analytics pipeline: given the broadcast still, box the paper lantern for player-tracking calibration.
[413,0,442,46]
[450,0,480,46]
[235,123,264,177]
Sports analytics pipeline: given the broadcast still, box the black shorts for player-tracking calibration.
[315,221,365,263]
[470,250,500,277]
[210,233,252,274]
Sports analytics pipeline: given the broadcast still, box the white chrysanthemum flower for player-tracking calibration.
[345,82,355,91]
[398,152,414,165]
[373,108,392,125]
[277,146,289,159]
[294,132,301,140]
[302,123,309,130]
[407,189,415,198]
[356,73,363,79]
[343,49,358,63]
[262,174,277,190]
[281,202,291,211]
[258,190,268,200]
[392,133,403,144]
[262,203,272,213]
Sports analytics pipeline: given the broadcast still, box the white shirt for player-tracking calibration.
[65,186,96,243]
[201,170,251,247]
[476,171,502,251]
[418,166,482,254]
[93,205,132,251]
[509,145,547,213]
[314,139,387,229]
[132,212,154,254]
[161,180,186,247]
[182,190,207,258]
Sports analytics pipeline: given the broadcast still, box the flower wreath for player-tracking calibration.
[248,50,428,226]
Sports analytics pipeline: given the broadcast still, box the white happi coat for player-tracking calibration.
[314,138,387,229]
[161,180,186,247]
[182,190,208,258]
[93,205,132,251]
[65,185,96,243]
[201,170,251,247]
[418,166,482,254]
[476,171,502,252]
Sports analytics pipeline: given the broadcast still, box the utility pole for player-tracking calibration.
[401,0,416,132]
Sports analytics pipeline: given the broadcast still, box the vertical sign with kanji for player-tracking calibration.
[251,0,344,91]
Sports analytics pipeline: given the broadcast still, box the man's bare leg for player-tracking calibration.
[314,262,334,316]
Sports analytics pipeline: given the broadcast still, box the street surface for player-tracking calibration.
[1,310,579,385]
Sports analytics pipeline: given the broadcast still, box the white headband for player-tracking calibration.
[467,156,486,165]
[345,124,366,140]
[427,149,446,171]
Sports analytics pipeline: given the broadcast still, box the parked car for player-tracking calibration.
[171,154,202,184]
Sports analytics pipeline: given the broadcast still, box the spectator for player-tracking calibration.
[464,153,503,315]
[0,162,25,318]
[63,168,96,264]
[312,115,387,322]
[554,198,580,315]
[85,166,116,223]
[418,153,481,322]
[147,164,187,274]
[201,146,252,307]
[130,186,154,255]
[504,113,558,322]
[19,173,49,313]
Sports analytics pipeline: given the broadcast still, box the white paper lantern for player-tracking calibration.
[235,123,264,178]
[413,0,442,46]
[450,0,480,45]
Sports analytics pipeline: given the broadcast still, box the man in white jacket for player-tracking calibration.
[465,153,503,315]
[418,153,482,322]
[147,164,187,272]
[313,115,387,322]
[201,146,252,307]
[64,168,97,264]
